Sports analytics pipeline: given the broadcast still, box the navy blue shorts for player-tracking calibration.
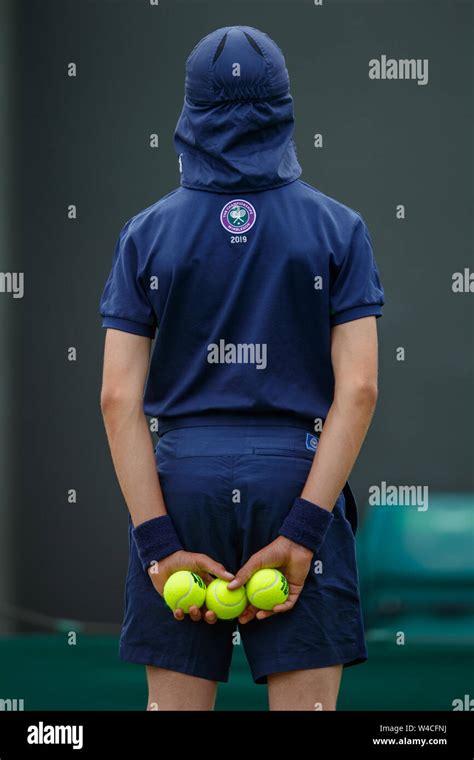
[119,419,368,683]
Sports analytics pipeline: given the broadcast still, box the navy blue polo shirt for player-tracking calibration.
[99,25,384,432]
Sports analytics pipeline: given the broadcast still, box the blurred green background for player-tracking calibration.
[1,494,472,711]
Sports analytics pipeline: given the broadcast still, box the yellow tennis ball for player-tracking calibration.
[246,569,289,610]
[163,571,206,613]
[205,579,247,620]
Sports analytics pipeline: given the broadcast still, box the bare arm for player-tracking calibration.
[229,316,379,621]
[300,316,378,510]
[100,328,233,622]
[100,328,166,527]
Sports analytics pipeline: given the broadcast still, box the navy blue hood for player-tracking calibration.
[174,26,302,193]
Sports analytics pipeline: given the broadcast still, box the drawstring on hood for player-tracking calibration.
[174,25,302,193]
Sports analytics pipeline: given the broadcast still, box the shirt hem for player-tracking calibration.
[330,305,383,326]
[157,411,316,435]
[101,316,156,339]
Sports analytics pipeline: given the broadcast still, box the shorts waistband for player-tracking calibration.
[157,412,315,436]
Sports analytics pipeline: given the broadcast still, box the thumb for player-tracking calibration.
[227,554,264,590]
[195,554,234,582]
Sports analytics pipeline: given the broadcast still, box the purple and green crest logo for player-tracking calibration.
[220,200,256,233]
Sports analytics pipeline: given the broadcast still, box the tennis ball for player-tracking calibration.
[205,579,247,620]
[246,569,289,610]
[163,571,206,613]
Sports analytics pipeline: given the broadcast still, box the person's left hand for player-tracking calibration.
[226,536,313,623]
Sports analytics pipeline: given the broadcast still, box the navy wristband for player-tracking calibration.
[278,497,334,554]
[132,515,182,572]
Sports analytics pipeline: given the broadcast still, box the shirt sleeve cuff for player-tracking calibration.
[101,316,156,339]
[330,304,383,327]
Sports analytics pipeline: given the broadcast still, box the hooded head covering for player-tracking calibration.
[174,25,302,193]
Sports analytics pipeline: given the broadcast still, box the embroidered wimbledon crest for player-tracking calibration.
[220,199,256,233]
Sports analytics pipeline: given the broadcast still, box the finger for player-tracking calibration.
[271,601,295,614]
[188,605,202,622]
[238,604,259,624]
[173,608,185,621]
[256,599,295,620]
[227,555,265,589]
[197,555,234,581]
[199,572,214,586]
[256,609,274,620]
[203,608,218,625]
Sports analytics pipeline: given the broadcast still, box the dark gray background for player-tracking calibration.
[1,0,472,628]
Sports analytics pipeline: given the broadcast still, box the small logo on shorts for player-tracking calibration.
[220,200,256,233]
[306,434,318,451]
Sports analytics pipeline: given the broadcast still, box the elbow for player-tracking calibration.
[100,387,142,419]
[100,390,115,418]
[337,379,378,411]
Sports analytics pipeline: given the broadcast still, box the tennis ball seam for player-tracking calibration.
[211,583,246,607]
[175,575,193,609]
[248,576,279,605]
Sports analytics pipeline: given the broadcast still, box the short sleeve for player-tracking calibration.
[99,220,157,339]
[330,215,385,326]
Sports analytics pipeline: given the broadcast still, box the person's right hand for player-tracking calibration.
[147,550,234,624]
